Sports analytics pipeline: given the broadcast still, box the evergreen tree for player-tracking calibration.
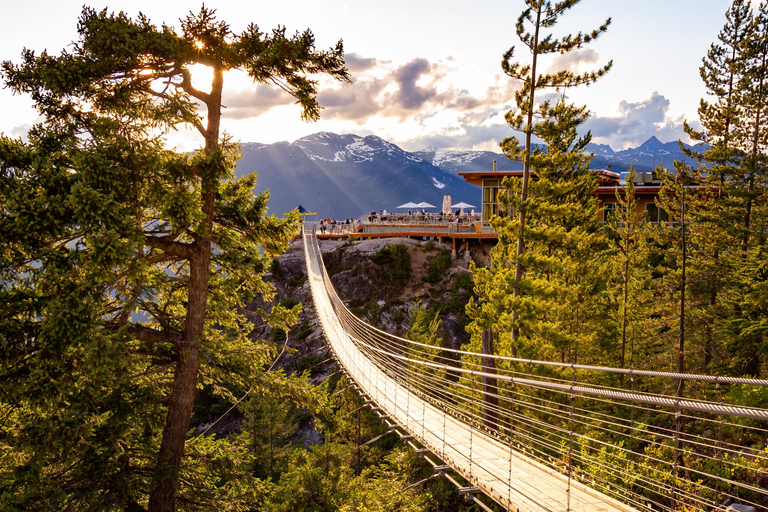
[695,0,751,172]
[682,0,768,375]
[499,0,612,345]
[0,7,349,510]
[736,1,768,250]
[245,393,299,481]
[470,99,603,362]
[603,171,655,370]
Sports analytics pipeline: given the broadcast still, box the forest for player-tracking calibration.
[0,0,767,511]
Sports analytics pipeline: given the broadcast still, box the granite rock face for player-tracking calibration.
[254,237,476,374]
[241,236,476,442]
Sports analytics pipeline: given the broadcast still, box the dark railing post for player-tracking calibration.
[673,397,682,509]
[481,327,499,431]
[716,377,723,506]
[567,364,575,512]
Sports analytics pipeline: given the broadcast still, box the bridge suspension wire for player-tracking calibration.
[302,227,768,512]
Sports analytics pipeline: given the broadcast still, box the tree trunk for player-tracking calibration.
[148,65,223,512]
[745,49,766,251]
[511,4,542,347]
[621,227,630,370]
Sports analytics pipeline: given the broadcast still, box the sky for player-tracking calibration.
[0,0,749,152]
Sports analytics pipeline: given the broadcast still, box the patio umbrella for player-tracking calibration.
[283,204,317,217]
[397,202,421,209]
[416,202,436,208]
[450,201,476,215]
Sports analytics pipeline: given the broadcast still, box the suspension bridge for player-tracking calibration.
[302,227,768,512]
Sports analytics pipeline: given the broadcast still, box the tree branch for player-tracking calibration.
[144,234,194,260]
[177,67,212,104]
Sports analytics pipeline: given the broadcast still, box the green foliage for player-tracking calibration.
[288,274,308,288]
[266,441,354,512]
[295,318,313,340]
[272,326,287,342]
[602,171,657,369]
[296,353,325,376]
[470,98,603,361]
[243,392,299,481]
[279,298,300,309]
[424,249,452,283]
[0,5,348,509]
[488,0,612,358]
[370,243,411,285]
[390,307,405,324]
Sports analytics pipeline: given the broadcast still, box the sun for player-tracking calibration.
[194,40,205,51]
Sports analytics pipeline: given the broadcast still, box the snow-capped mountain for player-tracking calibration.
[235,133,478,219]
[587,137,702,170]
[413,148,522,175]
[233,132,704,219]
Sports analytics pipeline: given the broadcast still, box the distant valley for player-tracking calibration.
[235,132,701,219]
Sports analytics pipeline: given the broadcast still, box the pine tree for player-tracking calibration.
[245,393,298,481]
[603,171,655,370]
[469,99,603,363]
[694,0,751,174]
[682,0,768,375]
[736,1,768,250]
[499,0,612,345]
[0,7,349,510]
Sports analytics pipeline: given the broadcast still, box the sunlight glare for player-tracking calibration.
[187,63,214,89]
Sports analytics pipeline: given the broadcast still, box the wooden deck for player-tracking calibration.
[303,229,639,512]
[311,221,499,242]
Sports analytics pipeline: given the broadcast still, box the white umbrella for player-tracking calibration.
[416,202,436,208]
[451,201,476,215]
[397,202,420,209]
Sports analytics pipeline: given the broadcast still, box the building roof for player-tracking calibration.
[458,168,676,193]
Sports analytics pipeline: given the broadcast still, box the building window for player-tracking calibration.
[603,202,616,222]
[645,203,669,223]
[482,178,512,224]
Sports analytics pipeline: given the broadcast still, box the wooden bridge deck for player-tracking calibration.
[303,230,639,512]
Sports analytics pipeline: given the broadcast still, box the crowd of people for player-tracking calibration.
[318,217,360,234]
[367,208,476,222]
[314,209,480,236]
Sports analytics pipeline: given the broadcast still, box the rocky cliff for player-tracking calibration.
[249,237,477,382]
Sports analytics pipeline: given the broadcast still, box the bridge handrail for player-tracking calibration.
[337,327,768,420]
[328,289,768,386]
[303,226,768,512]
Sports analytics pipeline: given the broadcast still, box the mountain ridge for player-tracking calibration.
[235,132,702,219]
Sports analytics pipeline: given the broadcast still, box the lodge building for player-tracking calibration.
[315,163,675,258]
[458,165,669,226]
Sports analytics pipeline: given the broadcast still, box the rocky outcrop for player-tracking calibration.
[252,236,476,378]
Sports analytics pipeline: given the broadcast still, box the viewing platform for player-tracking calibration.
[309,215,498,257]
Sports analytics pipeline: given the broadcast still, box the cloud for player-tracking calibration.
[383,58,438,112]
[222,86,295,120]
[344,52,377,72]
[392,108,514,152]
[547,48,600,74]
[215,53,525,130]
[9,122,34,142]
[320,57,512,123]
[584,92,690,149]
[317,79,385,123]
